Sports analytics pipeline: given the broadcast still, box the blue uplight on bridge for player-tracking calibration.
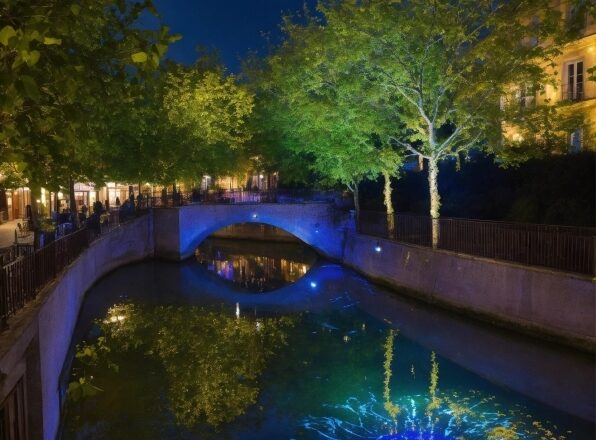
[374,242,382,253]
[310,281,317,288]
[252,213,258,219]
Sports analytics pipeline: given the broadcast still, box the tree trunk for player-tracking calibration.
[383,171,395,239]
[29,185,42,248]
[428,157,441,248]
[54,191,59,215]
[69,179,76,213]
[29,185,41,230]
[69,179,79,229]
[353,183,360,225]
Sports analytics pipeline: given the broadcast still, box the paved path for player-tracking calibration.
[0,220,33,249]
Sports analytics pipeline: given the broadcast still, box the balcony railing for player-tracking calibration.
[500,95,536,112]
[358,211,596,276]
[561,83,585,102]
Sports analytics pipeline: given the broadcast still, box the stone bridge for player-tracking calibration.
[152,202,351,260]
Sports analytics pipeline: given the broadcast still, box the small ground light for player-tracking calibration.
[310,281,317,288]
[252,213,258,219]
[374,242,382,253]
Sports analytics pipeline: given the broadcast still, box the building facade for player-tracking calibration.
[505,1,595,150]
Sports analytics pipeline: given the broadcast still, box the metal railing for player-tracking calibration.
[150,189,348,207]
[358,211,596,276]
[0,210,149,326]
[561,83,586,102]
[0,244,34,267]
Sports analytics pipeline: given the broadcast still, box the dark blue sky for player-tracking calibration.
[152,0,316,72]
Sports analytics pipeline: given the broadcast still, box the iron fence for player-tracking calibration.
[0,244,34,267]
[150,189,347,207]
[358,211,596,276]
[0,210,149,327]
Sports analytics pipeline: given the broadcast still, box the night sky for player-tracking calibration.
[151,0,316,72]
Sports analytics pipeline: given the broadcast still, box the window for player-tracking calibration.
[569,128,583,153]
[567,3,587,32]
[526,15,540,47]
[516,83,536,108]
[565,60,584,101]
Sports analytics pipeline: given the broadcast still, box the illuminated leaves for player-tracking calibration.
[164,70,254,148]
[42,37,62,45]
[130,51,148,63]
[0,0,177,189]
[254,11,404,193]
[0,26,16,46]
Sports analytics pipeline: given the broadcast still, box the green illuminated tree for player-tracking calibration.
[252,14,404,219]
[0,0,179,222]
[317,0,574,246]
[161,65,255,182]
[96,64,191,186]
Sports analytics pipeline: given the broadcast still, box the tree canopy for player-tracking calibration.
[249,11,404,214]
[1,1,255,196]
[0,0,181,191]
[1,0,591,232]
[258,0,576,244]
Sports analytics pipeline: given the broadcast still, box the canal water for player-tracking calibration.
[60,237,595,439]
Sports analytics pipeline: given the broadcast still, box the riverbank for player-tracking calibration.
[0,209,593,438]
[0,215,153,439]
[342,232,595,352]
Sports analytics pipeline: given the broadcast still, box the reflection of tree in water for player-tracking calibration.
[67,304,296,430]
[303,329,568,440]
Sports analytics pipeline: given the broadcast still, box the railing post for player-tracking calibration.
[592,236,596,278]
[0,267,7,329]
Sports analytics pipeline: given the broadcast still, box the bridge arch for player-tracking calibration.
[153,203,350,261]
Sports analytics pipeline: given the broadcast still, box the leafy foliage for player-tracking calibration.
[248,13,404,198]
[292,0,578,244]
[68,303,296,428]
[0,0,180,189]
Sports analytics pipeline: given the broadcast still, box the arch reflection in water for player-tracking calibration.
[195,236,317,292]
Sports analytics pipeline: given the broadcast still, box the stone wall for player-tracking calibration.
[342,232,595,351]
[0,215,154,439]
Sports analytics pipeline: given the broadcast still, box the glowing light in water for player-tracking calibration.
[105,315,125,324]
[235,302,240,319]
[302,348,568,440]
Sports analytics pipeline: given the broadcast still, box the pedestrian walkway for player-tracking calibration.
[0,219,33,249]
